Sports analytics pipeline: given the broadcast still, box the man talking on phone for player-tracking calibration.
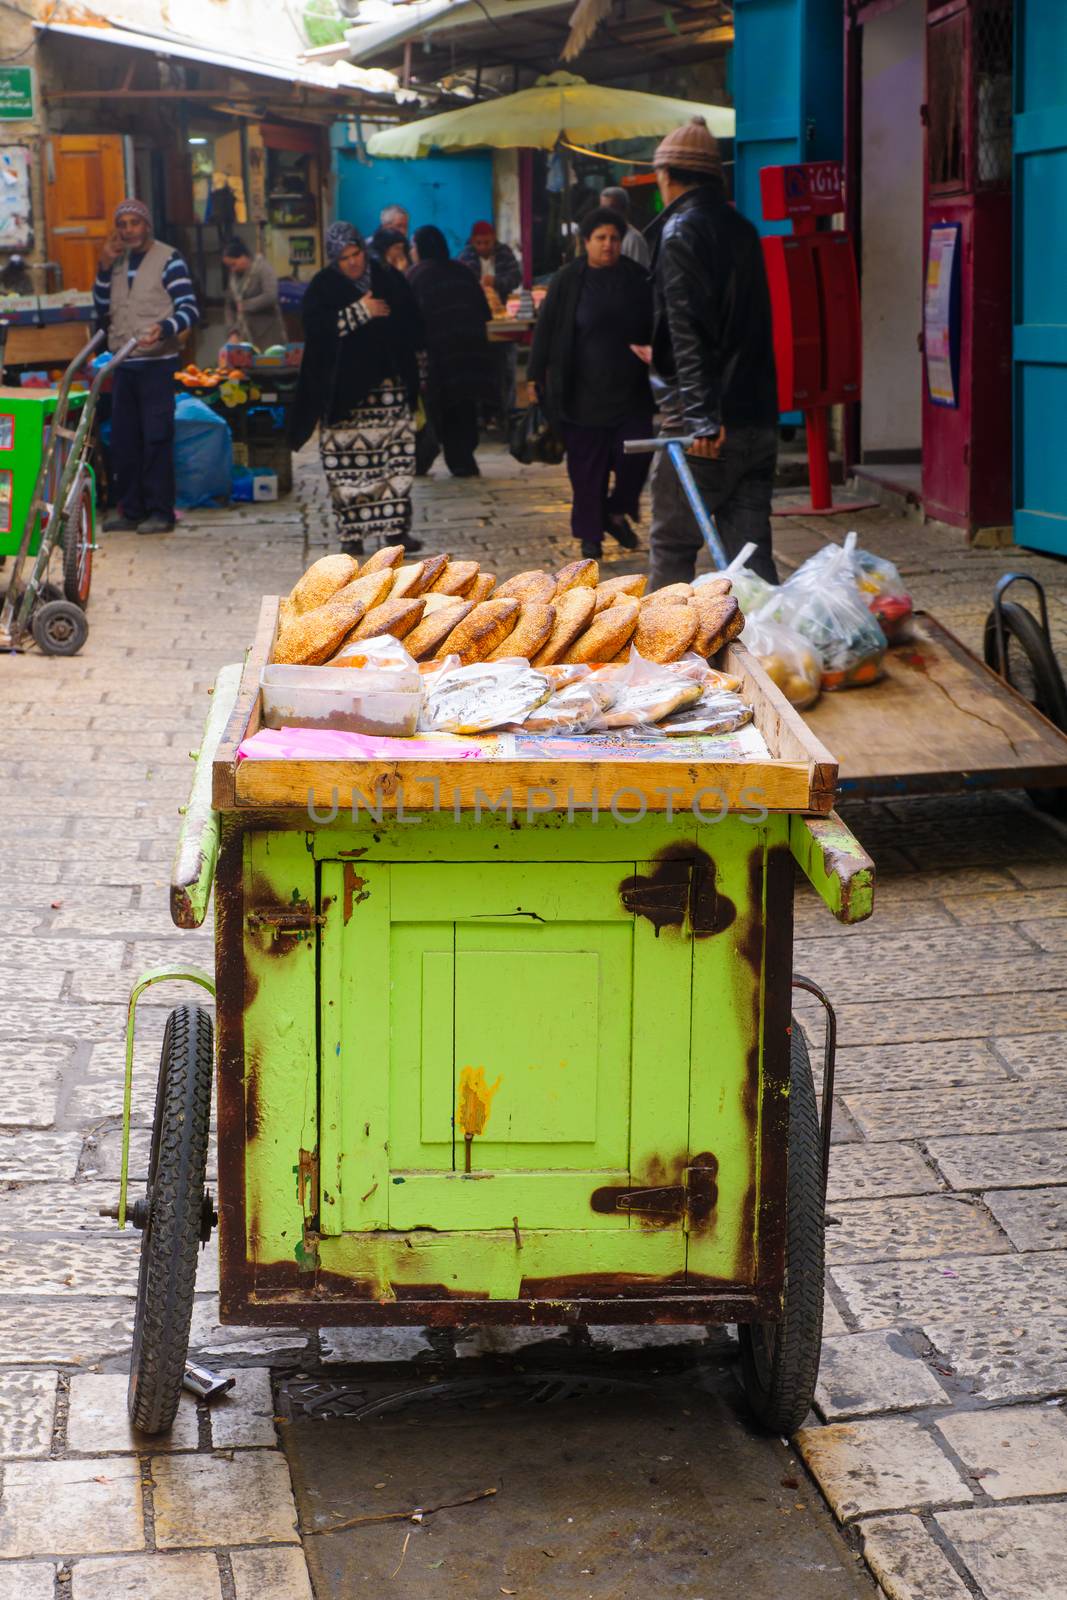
[93,198,200,535]
[644,118,780,589]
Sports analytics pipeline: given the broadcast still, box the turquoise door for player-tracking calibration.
[1014,0,1067,553]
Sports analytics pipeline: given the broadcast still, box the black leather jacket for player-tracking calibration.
[646,182,778,437]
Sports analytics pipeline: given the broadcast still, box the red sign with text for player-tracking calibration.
[760,160,844,222]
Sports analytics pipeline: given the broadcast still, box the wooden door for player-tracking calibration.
[45,136,128,292]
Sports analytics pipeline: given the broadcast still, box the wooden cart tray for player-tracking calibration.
[803,612,1067,798]
[212,596,838,815]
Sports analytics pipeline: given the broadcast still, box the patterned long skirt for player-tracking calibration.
[320,378,415,551]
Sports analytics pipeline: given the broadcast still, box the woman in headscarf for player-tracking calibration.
[406,224,495,478]
[291,220,424,555]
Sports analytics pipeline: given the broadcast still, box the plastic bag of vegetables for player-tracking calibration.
[742,607,822,710]
[794,533,914,645]
[768,541,886,690]
[693,538,778,616]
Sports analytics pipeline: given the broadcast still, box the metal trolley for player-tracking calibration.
[115,595,874,1439]
[0,331,136,656]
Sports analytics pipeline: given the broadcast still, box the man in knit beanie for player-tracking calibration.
[643,116,780,588]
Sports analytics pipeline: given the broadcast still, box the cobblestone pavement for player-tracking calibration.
[1,441,1066,1597]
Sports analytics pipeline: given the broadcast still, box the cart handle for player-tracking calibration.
[789,811,874,925]
[171,663,243,930]
[622,435,729,569]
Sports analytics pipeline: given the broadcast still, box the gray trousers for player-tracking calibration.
[647,424,780,590]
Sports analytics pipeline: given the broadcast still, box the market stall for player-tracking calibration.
[115,546,874,1443]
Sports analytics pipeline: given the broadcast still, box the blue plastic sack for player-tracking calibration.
[174,393,232,509]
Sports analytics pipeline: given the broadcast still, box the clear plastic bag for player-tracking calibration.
[589,650,706,729]
[419,658,553,733]
[327,632,420,681]
[768,540,886,690]
[657,687,754,736]
[794,533,914,646]
[522,677,617,733]
[742,607,822,710]
[693,538,778,615]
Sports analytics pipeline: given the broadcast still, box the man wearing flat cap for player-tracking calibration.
[94,198,200,534]
[645,116,780,588]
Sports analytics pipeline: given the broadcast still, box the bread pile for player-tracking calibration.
[273,548,745,670]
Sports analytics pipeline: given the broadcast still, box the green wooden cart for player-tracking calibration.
[118,598,874,1436]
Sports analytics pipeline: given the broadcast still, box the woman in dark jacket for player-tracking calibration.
[528,206,653,557]
[291,220,424,555]
[407,224,495,478]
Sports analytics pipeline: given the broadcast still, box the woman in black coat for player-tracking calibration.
[528,206,653,557]
[291,220,424,555]
[407,224,496,478]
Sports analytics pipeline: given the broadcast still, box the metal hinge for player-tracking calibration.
[614,1183,685,1217]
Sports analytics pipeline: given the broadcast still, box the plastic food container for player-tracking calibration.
[260,665,421,737]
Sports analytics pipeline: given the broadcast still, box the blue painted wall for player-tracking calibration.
[732,0,843,236]
[1014,0,1067,553]
[330,123,494,257]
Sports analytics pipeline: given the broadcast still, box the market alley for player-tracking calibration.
[2,446,1067,1599]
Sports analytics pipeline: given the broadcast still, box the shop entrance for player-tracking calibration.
[857,0,925,495]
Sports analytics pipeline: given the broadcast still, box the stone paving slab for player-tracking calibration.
[827,1144,942,1203]
[825,1196,1008,1264]
[983,1186,1067,1250]
[935,1403,1067,1499]
[829,1041,1008,1092]
[922,1317,1067,1402]
[833,1253,1067,1330]
[0,1455,144,1557]
[795,1418,972,1522]
[845,1083,1067,1140]
[0,1370,58,1456]
[935,1504,1067,1600]
[0,1561,58,1600]
[151,1451,300,1548]
[69,1552,224,1600]
[859,1514,972,1600]
[815,1333,951,1420]
[927,1129,1067,1189]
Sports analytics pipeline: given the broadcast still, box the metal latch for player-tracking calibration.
[246,905,324,944]
[614,1184,685,1217]
[593,1161,718,1227]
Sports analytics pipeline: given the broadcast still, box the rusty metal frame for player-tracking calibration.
[791,975,838,1191]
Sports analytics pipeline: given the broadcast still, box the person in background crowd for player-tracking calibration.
[222,236,286,351]
[291,220,424,557]
[458,220,522,300]
[600,186,651,268]
[645,117,780,589]
[528,206,653,559]
[379,203,410,238]
[94,197,200,535]
[459,221,522,422]
[370,227,411,273]
[407,224,495,479]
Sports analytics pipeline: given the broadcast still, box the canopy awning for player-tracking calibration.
[368,72,735,157]
[35,20,404,102]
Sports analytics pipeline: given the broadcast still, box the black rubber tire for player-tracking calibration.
[738,1023,824,1434]
[62,482,94,608]
[31,598,88,656]
[128,1005,213,1434]
[983,602,1067,814]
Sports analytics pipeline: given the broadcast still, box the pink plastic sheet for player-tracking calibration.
[237,727,486,762]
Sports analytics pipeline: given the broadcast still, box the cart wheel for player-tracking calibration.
[128,1004,214,1435]
[983,602,1067,814]
[62,481,94,608]
[738,1022,824,1435]
[31,598,88,656]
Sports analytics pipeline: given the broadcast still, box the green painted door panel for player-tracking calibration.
[318,856,689,1264]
